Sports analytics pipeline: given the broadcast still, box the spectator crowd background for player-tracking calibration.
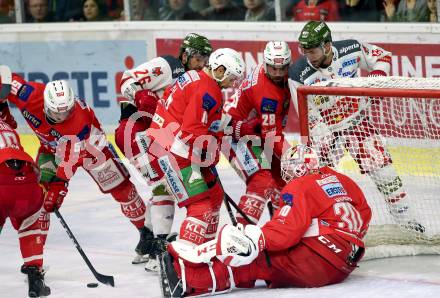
[0,0,437,23]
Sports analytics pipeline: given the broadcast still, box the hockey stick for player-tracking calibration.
[54,209,115,287]
[223,191,253,224]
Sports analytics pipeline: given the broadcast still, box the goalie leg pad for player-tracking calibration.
[165,245,235,297]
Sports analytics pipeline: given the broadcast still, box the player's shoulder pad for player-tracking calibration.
[288,57,316,84]
[161,55,185,79]
[334,40,362,58]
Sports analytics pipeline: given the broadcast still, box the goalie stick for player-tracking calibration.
[54,209,115,287]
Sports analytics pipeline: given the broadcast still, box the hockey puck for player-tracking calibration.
[87,283,99,288]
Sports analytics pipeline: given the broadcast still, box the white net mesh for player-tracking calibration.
[305,76,440,259]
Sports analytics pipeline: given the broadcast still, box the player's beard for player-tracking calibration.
[267,73,287,87]
[309,55,327,69]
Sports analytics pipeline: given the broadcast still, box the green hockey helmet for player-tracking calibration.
[179,33,213,59]
[298,21,332,49]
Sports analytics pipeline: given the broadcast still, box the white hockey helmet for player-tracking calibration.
[44,80,75,123]
[263,41,291,68]
[208,48,245,83]
[281,144,319,182]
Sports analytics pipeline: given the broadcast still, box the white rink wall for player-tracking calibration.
[1,21,439,132]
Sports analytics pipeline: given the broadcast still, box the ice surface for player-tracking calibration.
[1,166,439,298]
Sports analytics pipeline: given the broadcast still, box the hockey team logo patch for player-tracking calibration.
[202,93,217,112]
[282,193,294,206]
[261,98,278,113]
[152,67,163,77]
[18,84,34,101]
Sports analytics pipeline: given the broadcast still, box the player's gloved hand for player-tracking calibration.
[368,70,387,77]
[216,224,265,267]
[134,90,159,117]
[44,181,68,213]
[232,118,261,141]
[0,102,17,129]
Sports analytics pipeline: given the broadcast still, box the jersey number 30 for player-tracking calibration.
[333,202,363,233]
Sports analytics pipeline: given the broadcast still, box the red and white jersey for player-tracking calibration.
[225,64,291,157]
[261,167,372,250]
[0,120,34,165]
[119,55,185,104]
[5,74,106,180]
[148,70,225,159]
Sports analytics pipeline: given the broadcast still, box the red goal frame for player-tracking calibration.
[296,86,440,139]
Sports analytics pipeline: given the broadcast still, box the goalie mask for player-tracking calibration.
[44,80,75,123]
[281,145,319,182]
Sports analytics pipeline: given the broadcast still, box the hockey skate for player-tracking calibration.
[388,201,425,234]
[145,233,178,272]
[21,265,51,297]
[133,226,155,264]
[159,252,183,298]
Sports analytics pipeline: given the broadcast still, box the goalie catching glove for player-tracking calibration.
[215,224,265,267]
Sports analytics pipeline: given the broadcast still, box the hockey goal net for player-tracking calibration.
[296,76,440,259]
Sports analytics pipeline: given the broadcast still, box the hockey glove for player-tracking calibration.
[232,118,262,141]
[134,90,159,117]
[0,102,17,129]
[216,224,265,267]
[44,181,68,213]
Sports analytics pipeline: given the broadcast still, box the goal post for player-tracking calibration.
[296,76,440,259]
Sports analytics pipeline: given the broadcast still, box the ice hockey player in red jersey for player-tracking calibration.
[288,21,424,233]
[158,144,372,297]
[140,48,245,248]
[223,41,292,225]
[0,117,51,297]
[115,33,213,266]
[0,70,152,263]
